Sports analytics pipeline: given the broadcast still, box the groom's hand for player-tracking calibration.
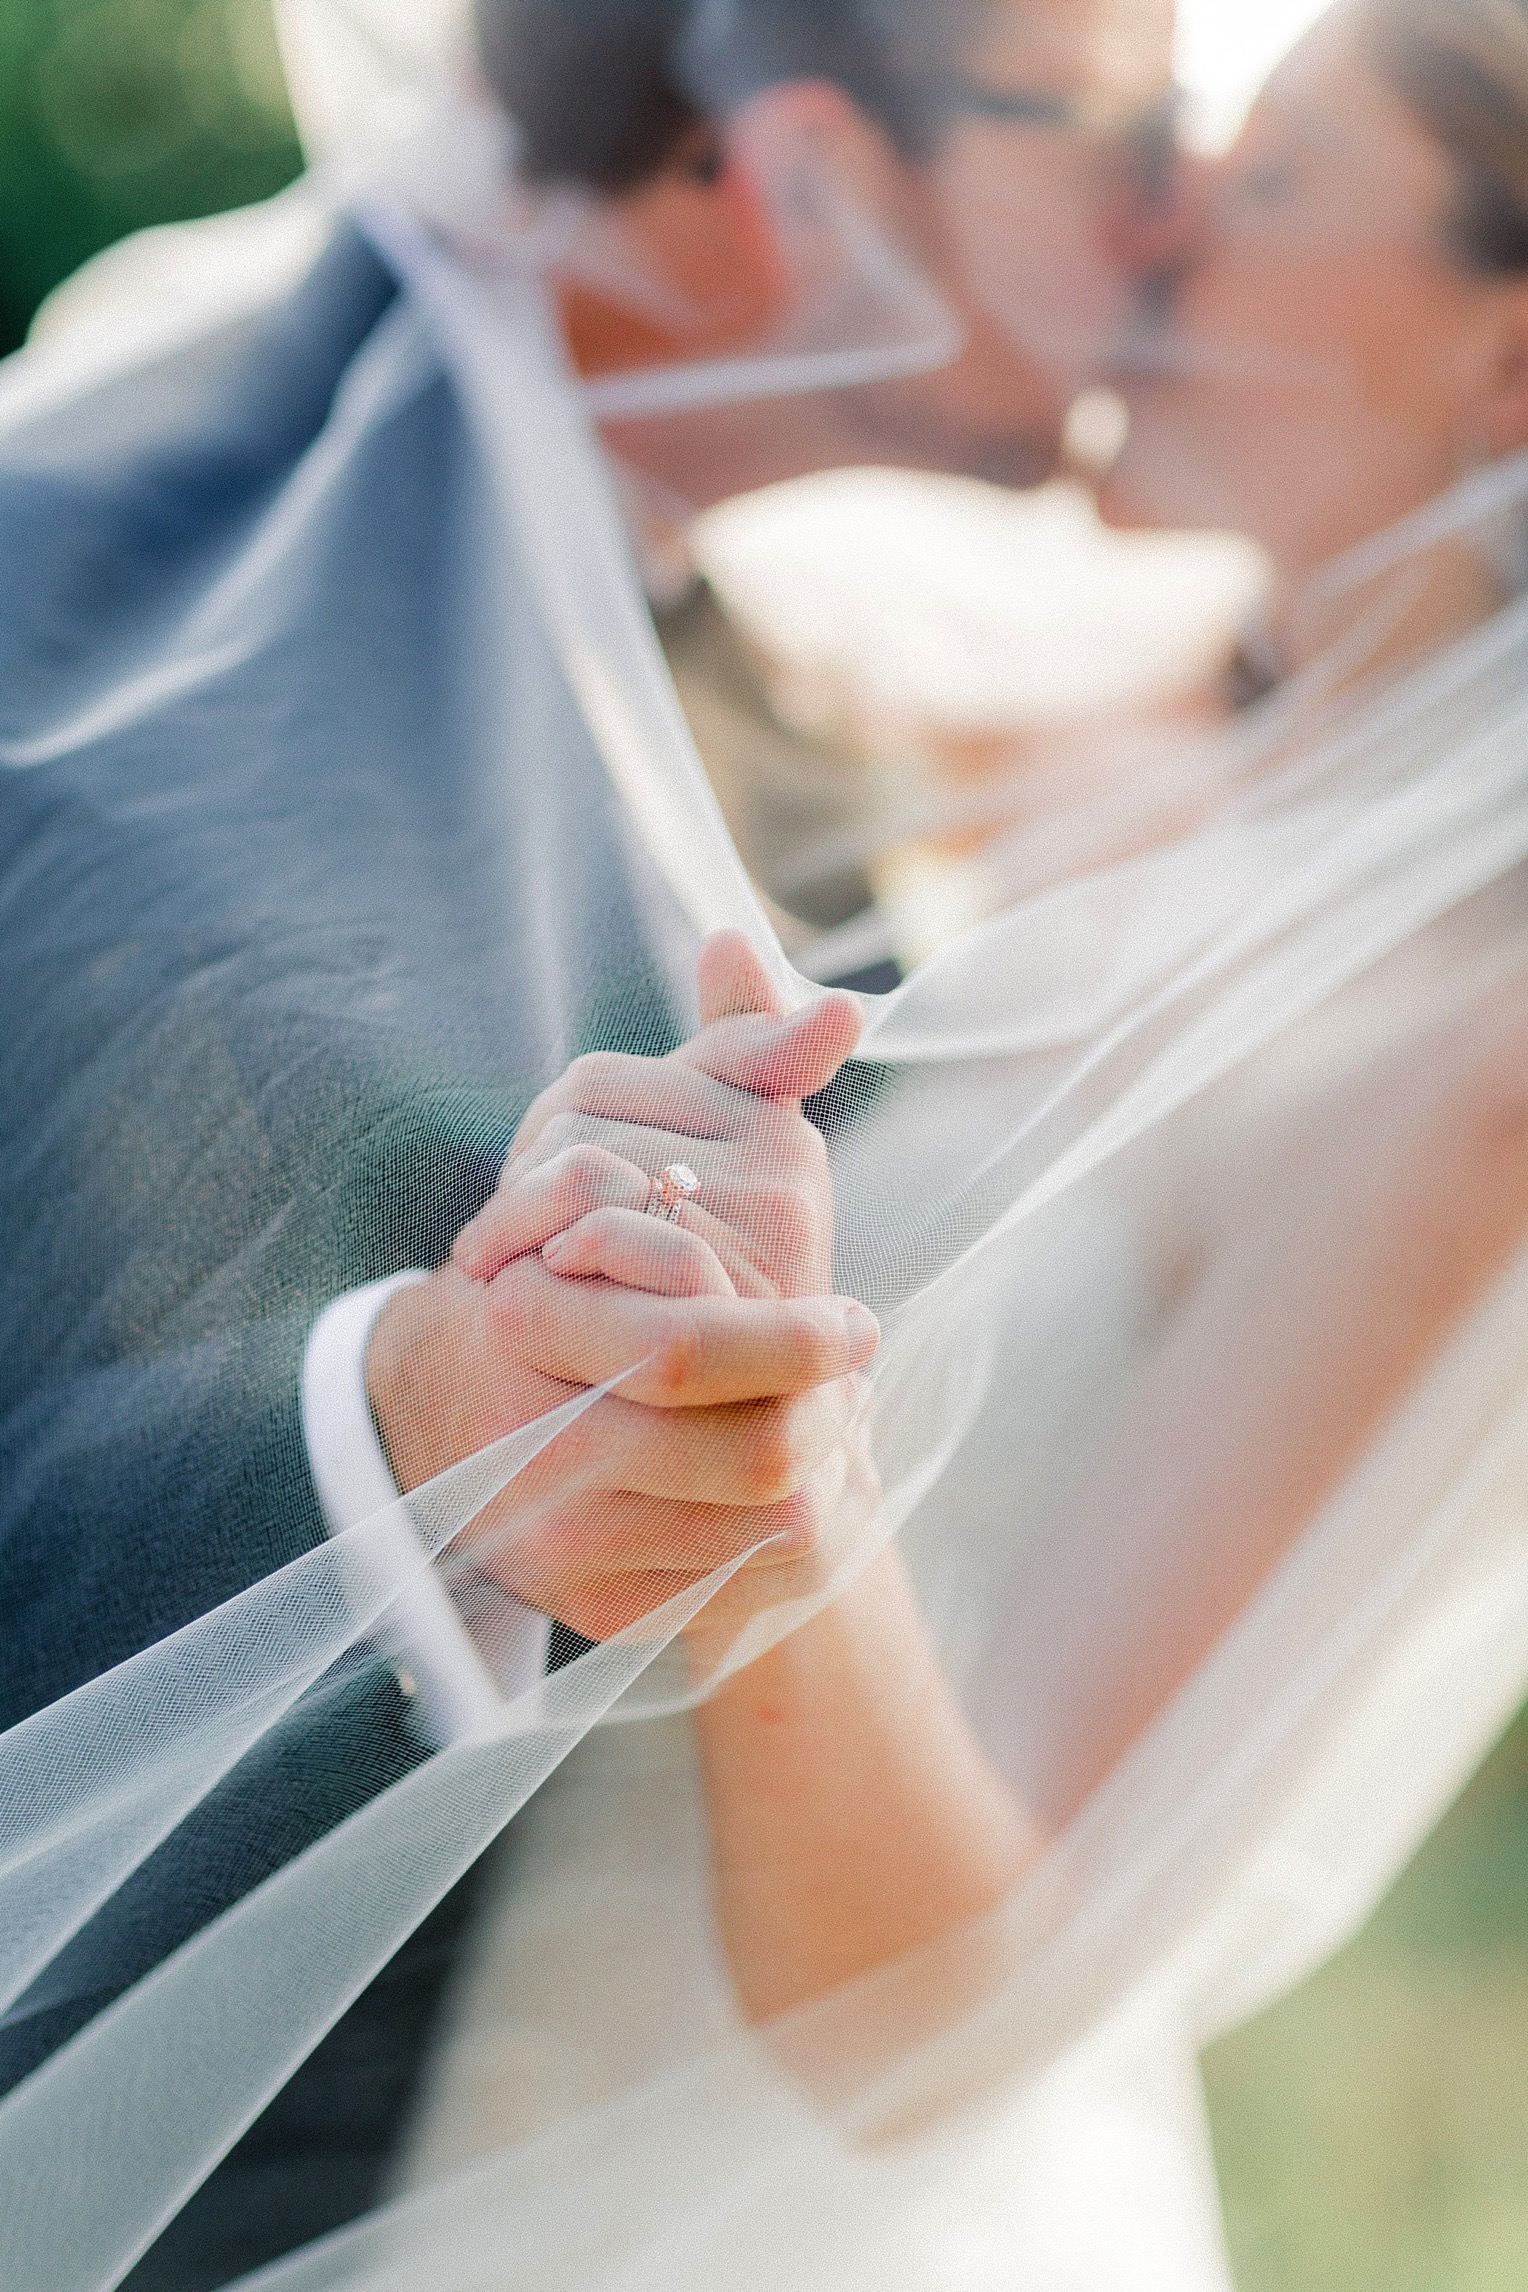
[365,935,878,1639]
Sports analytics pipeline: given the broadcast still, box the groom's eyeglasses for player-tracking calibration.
[914,79,1080,132]
[916,81,1186,200]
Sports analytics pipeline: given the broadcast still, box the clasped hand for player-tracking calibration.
[365,934,881,1640]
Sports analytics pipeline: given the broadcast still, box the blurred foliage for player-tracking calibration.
[0,0,301,353]
[1207,1701,1528,2292]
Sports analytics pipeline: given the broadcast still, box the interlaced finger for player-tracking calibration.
[453,1136,781,1296]
[505,981,859,1167]
[541,1207,737,1297]
[485,1254,878,1404]
[512,1377,863,1507]
[507,1052,770,1163]
[497,1115,826,1291]
[452,1144,649,1280]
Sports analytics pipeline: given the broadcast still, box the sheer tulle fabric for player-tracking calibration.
[2,7,1528,2289]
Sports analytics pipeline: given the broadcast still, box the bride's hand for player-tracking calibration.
[451,931,858,1302]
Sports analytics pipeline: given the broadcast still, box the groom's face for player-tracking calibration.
[588,0,1175,506]
[861,0,1175,486]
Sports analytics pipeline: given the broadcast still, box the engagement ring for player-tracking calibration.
[648,1163,699,1222]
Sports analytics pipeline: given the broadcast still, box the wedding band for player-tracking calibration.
[647,1163,700,1222]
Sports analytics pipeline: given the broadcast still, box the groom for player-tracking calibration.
[0,2,1173,2285]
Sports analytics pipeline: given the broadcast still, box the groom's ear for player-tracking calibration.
[556,78,903,384]
[723,76,918,242]
[555,128,791,381]
[636,75,917,348]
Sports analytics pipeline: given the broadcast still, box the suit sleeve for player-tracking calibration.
[0,1307,330,1734]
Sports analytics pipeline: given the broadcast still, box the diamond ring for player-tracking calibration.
[647,1163,700,1222]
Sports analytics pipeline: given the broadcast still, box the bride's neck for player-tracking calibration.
[1248,537,1509,705]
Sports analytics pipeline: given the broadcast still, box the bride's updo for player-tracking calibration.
[1365,0,1528,275]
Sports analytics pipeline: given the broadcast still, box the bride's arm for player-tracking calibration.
[662,941,1043,2020]
[673,983,1528,2026]
[692,1547,1041,2024]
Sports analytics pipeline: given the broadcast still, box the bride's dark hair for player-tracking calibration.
[472,0,956,193]
[1366,0,1528,273]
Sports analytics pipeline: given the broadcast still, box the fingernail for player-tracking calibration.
[541,1232,569,1265]
[841,1300,879,1354]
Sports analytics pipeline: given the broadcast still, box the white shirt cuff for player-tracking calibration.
[301,1273,551,1745]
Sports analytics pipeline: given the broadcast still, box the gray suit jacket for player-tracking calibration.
[0,223,672,2286]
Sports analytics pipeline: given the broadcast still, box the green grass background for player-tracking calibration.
[2,2,1524,2276]
[1208,1705,1528,2292]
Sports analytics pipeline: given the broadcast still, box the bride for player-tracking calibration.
[2,4,1527,2289]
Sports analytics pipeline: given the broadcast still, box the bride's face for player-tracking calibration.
[1100,9,1525,579]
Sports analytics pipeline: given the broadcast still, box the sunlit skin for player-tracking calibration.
[1101,4,1528,660]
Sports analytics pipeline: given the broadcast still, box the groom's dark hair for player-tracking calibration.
[474,0,973,193]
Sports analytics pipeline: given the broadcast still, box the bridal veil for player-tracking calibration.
[1,2,1526,2285]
